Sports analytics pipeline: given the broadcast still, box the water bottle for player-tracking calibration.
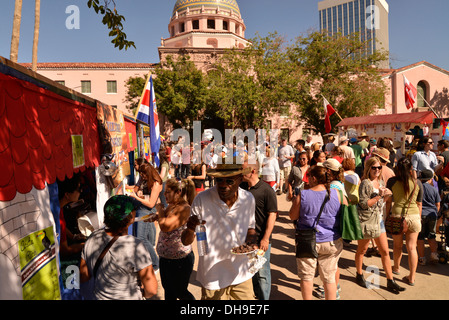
[196,222,209,256]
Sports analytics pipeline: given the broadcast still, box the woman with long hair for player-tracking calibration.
[386,157,423,286]
[158,150,170,208]
[289,165,346,300]
[153,178,197,300]
[355,157,405,293]
[129,162,163,272]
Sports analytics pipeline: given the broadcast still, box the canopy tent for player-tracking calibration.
[336,111,435,128]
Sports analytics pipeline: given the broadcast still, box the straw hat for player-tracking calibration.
[322,158,342,172]
[372,147,390,163]
[359,132,369,138]
[206,157,251,178]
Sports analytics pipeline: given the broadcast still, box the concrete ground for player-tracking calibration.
[151,191,449,301]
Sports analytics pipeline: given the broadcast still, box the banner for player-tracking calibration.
[19,226,60,300]
[96,102,131,188]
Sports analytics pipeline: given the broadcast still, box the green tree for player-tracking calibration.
[153,55,209,128]
[287,31,388,135]
[124,75,147,113]
[208,32,298,130]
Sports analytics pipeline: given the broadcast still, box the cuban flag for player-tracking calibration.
[137,75,161,167]
[404,75,417,110]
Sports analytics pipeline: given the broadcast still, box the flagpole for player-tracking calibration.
[416,90,441,119]
[133,72,152,121]
[321,95,343,121]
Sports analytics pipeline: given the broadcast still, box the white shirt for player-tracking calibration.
[261,156,280,183]
[191,187,256,290]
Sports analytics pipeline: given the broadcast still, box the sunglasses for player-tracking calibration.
[371,166,382,170]
[215,177,239,185]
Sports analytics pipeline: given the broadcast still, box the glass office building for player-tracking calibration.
[318,0,389,68]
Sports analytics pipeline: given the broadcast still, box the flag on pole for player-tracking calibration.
[136,75,161,167]
[323,96,336,134]
[404,75,417,110]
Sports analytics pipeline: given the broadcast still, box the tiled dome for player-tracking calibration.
[172,0,241,17]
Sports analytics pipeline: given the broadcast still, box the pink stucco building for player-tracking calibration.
[21,0,449,145]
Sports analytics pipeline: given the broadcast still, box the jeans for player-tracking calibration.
[133,205,159,271]
[252,244,271,300]
[181,164,191,179]
[159,181,168,209]
[159,251,195,300]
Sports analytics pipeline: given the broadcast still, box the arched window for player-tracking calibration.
[417,81,428,108]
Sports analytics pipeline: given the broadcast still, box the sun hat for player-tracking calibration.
[206,156,251,178]
[104,195,137,222]
[372,147,390,163]
[322,158,342,172]
[359,132,369,138]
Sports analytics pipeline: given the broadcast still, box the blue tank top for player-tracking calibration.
[297,188,341,243]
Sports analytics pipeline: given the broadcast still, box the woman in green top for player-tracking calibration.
[386,157,423,286]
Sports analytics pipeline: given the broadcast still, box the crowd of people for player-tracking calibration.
[58,132,449,300]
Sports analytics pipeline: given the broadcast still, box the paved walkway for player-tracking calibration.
[152,192,449,300]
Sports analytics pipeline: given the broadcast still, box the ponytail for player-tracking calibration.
[165,178,197,205]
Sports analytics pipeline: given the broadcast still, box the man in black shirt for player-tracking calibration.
[242,161,278,300]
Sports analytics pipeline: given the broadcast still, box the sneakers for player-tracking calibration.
[419,257,427,266]
[315,284,341,300]
[430,252,439,264]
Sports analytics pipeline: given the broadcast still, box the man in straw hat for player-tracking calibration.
[182,157,257,300]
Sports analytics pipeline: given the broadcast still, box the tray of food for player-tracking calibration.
[231,244,259,256]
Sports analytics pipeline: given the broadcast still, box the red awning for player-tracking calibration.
[337,111,435,128]
[0,72,101,201]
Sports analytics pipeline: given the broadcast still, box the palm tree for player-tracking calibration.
[10,0,23,63]
[32,0,41,72]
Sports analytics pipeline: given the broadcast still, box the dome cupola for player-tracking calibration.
[163,0,248,49]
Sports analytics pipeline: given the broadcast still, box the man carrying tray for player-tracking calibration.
[182,157,257,300]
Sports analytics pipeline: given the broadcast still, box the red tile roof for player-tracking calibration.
[19,62,157,69]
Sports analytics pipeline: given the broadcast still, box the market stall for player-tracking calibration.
[336,111,442,152]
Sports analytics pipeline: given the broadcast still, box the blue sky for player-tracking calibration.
[0,0,448,71]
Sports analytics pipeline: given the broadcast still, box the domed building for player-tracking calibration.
[159,0,250,72]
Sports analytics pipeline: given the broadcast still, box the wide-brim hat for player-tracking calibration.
[322,158,342,172]
[372,147,390,163]
[359,132,369,138]
[207,157,251,178]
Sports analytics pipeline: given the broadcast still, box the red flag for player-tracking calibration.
[323,97,336,133]
[404,75,417,110]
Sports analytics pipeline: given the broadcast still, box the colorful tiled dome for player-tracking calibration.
[172,0,241,17]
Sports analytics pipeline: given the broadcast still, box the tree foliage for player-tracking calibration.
[124,76,147,112]
[153,56,209,128]
[287,31,388,135]
[208,32,298,130]
[87,0,135,50]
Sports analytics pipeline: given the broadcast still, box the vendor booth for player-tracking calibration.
[0,57,139,300]
[336,111,443,153]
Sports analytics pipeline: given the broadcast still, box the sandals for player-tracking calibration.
[402,276,415,286]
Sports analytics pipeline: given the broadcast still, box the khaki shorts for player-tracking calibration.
[390,214,422,233]
[201,278,255,300]
[296,238,343,284]
[280,166,291,180]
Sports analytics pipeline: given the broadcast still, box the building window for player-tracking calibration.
[81,80,91,94]
[56,80,65,86]
[107,80,117,94]
[223,20,228,31]
[207,19,215,29]
[192,20,199,30]
[417,81,428,108]
[180,22,185,33]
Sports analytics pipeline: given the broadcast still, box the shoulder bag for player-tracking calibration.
[385,183,417,235]
[338,189,364,241]
[295,191,329,259]
[93,235,120,279]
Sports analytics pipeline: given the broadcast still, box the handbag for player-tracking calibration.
[385,183,416,235]
[338,190,364,241]
[295,191,329,259]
